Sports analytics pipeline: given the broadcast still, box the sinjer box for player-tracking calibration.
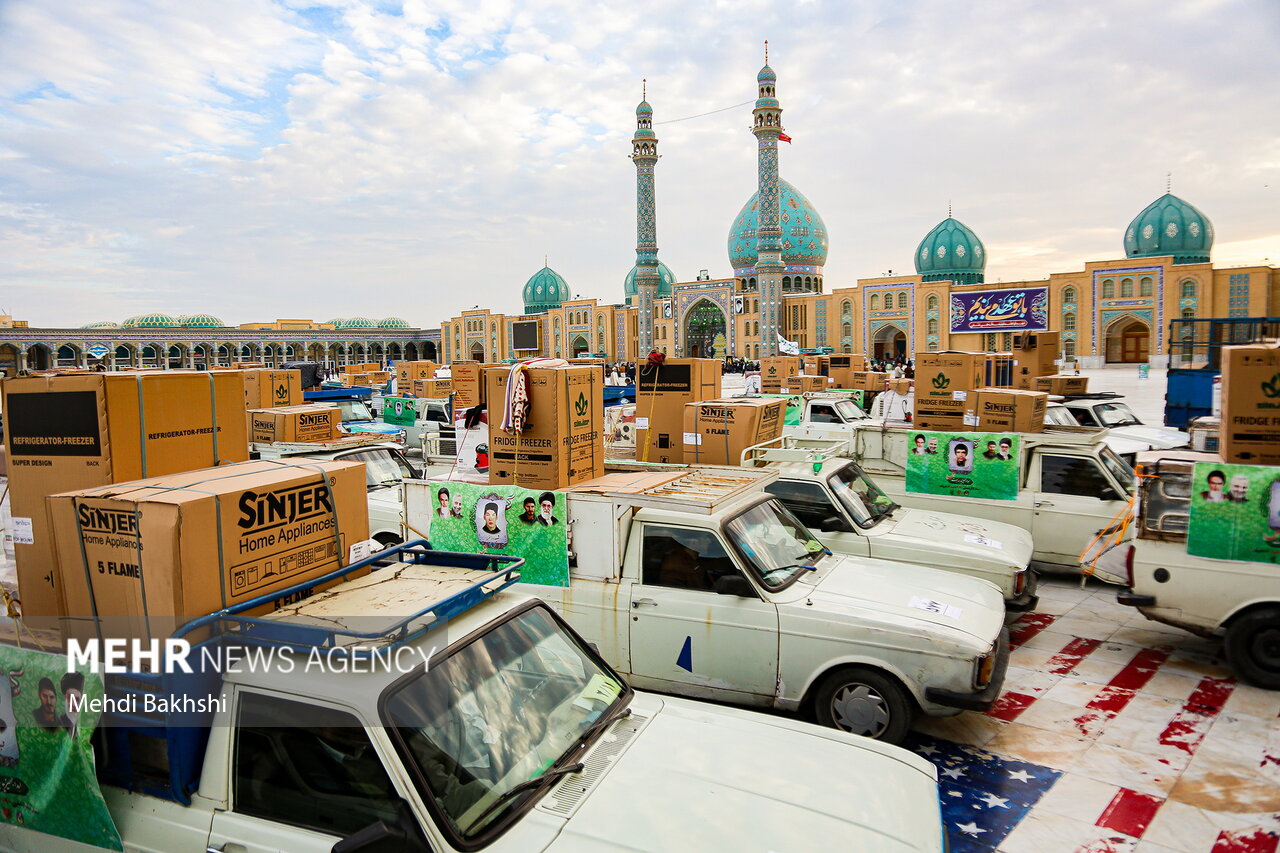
[250,404,340,444]
[970,388,1048,433]
[682,398,786,466]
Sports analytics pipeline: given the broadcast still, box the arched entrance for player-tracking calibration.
[57,344,83,369]
[423,341,437,361]
[115,344,138,369]
[0,344,19,376]
[872,323,907,361]
[1106,318,1150,363]
[683,299,727,359]
[469,341,484,361]
[571,335,589,357]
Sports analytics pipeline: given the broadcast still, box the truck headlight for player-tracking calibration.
[974,650,996,689]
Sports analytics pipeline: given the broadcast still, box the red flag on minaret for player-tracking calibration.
[778,131,792,143]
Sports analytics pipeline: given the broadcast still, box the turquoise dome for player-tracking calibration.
[523,266,571,315]
[178,313,224,327]
[758,64,777,83]
[337,316,375,329]
[326,318,346,325]
[727,179,829,275]
[636,100,652,117]
[915,217,986,284]
[624,261,676,301]
[377,316,410,329]
[82,321,118,329]
[1124,192,1213,264]
[128,312,178,328]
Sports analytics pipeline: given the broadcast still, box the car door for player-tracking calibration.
[1032,452,1127,566]
[764,478,870,557]
[628,523,779,703]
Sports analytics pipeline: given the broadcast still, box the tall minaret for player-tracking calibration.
[752,43,784,356]
[631,80,660,355]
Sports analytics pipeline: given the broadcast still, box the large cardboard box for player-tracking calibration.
[3,372,250,626]
[849,371,889,392]
[971,388,1048,433]
[829,354,868,388]
[1035,375,1090,395]
[395,361,438,384]
[250,404,339,444]
[452,362,502,410]
[760,357,803,394]
[802,355,831,376]
[914,351,986,430]
[243,368,302,409]
[485,365,604,490]
[635,359,720,464]
[781,374,829,394]
[1012,332,1060,389]
[1221,343,1280,464]
[411,378,453,398]
[48,459,369,642]
[682,398,786,466]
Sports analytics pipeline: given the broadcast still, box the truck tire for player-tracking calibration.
[1224,607,1280,690]
[374,533,403,551]
[812,667,913,743]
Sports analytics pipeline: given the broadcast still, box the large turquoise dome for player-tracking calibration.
[124,312,178,328]
[337,316,376,330]
[727,178,829,276]
[623,261,675,301]
[1124,192,1213,265]
[915,217,986,284]
[377,316,410,329]
[178,313,224,327]
[523,266,571,315]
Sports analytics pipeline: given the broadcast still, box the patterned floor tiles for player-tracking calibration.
[906,575,1280,853]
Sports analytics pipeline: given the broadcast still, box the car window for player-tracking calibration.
[233,692,398,837]
[764,479,848,531]
[808,404,840,424]
[344,449,413,487]
[641,525,746,594]
[1070,407,1099,427]
[1039,454,1114,498]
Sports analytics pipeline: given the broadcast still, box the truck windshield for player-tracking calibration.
[1044,406,1079,427]
[345,449,414,487]
[336,400,374,422]
[828,464,897,528]
[1095,403,1141,427]
[1099,446,1137,493]
[834,400,865,421]
[726,499,830,590]
[384,605,628,841]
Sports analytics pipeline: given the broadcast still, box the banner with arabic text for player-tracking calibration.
[949,287,1049,333]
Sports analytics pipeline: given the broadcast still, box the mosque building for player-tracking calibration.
[442,56,1277,368]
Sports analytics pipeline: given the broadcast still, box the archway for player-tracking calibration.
[140,344,162,368]
[167,344,188,370]
[216,344,234,367]
[26,345,51,371]
[570,335,589,357]
[404,343,420,361]
[469,341,484,360]
[0,344,19,377]
[193,344,213,369]
[327,344,345,369]
[286,343,304,362]
[1106,318,1150,363]
[56,344,83,369]
[115,344,138,369]
[422,341,437,361]
[872,323,907,361]
[683,299,727,359]
[386,343,403,363]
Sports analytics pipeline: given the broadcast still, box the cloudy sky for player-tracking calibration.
[2,0,1277,329]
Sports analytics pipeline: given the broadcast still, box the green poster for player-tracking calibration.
[0,646,121,850]
[426,481,570,586]
[381,396,418,427]
[760,394,806,425]
[1187,462,1280,563]
[905,431,1021,501]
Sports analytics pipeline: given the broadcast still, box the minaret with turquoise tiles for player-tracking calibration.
[631,80,660,355]
[752,43,785,356]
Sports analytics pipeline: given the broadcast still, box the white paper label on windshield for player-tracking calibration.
[952,390,968,401]
[634,417,649,429]
[964,534,1003,549]
[683,432,702,445]
[12,517,33,545]
[909,596,962,619]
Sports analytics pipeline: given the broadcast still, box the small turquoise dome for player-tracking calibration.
[915,217,986,284]
[178,313,224,327]
[624,261,676,301]
[1124,192,1213,264]
[636,100,652,117]
[377,316,410,329]
[727,178,829,275]
[325,318,346,326]
[337,317,375,329]
[758,64,777,83]
[129,312,178,328]
[523,266,571,315]
[82,321,118,329]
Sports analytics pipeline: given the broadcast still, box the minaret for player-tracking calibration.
[631,80,660,355]
[752,43,784,356]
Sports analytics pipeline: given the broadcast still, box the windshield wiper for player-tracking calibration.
[468,763,585,829]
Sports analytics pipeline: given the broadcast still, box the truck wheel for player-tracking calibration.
[812,667,913,743]
[1225,608,1280,690]
[374,533,403,551]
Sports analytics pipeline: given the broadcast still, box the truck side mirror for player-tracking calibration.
[1099,487,1121,502]
[819,516,852,533]
[714,574,757,598]
[331,799,430,853]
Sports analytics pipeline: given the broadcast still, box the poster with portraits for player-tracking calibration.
[426,481,570,586]
[905,431,1020,501]
[0,646,120,849]
[1187,462,1280,563]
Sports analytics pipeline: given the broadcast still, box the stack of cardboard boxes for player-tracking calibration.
[485,364,604,490]
[682,398,786,465]
[242,368,303,409]
[760,357,802,393]
[1012,332,1061,390]
[249,403,341,444]
[395,361,438,386]
[913,351,986,430]
[781,375,830,394]
[634,359,720,464]
[828,355,868,389]
[1220,341,1280,465]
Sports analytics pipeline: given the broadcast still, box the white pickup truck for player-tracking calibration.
[408,469,1010,744]
[1117,450,1280,689]
[741,436,1037,609]
[4,544,947,852]
[1059,397,1189,450]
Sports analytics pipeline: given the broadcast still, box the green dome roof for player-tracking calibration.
[727,178,829,275]
[178,313,224,328]
[81,321,118,329]
[523,266,571,315]
[127,312,179,328]
[1124,192,1213,264]
[915,217,986,284]
[624,261,676,301]
[377,316,410,329]
[326,318,346,326]
[337,317,376,329]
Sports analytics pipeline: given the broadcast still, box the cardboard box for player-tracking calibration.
[1221,342,1280,464]
[2,372,250,626]
[1012,332,1060,389]
[250,404,340,444]
[233,362,267,369]
[828,354,868,388]
[781,374,829,394]
[849,371,889,392]
[914,351,986,430]
[682,398,787,465]
[346,372,373,387]
[367,370,391,384]
[635,359,721,464]
[971,388,1048,433]
[802,355,830,376]
[887,379,913,395]
[452,362,502,410]
[243,368,303,409]
[760,357,803,393]
[48,459,369,642]
[485,365,603,490]
[395,361,438,384]
[1035,375,1090,395]
[411,378,453,398]
[984,353,1015,388]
